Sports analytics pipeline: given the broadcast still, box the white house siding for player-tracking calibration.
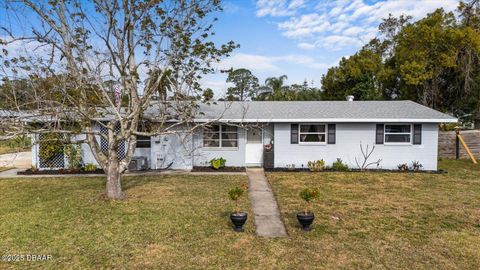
[273,123,439,170]
[80,123,195,170]
[150,132,194,170]
[78,134,99,166]
[31,135,38,168]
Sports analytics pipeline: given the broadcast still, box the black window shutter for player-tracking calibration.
[376,124,384,144]
[327,124,336,144]
[291,124,298,144]
[413,124,422,145]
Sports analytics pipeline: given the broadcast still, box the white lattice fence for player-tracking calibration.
[100,125,126,160]
[38,134,65,169]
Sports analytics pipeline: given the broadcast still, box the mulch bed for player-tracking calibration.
[18,168,105,175]
[265,168,446,174]
[191,166,246,172]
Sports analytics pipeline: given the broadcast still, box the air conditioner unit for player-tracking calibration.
[128,156,148,171]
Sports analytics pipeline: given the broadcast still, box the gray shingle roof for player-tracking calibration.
[190,100,457,123]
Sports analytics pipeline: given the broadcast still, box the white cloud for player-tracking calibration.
[256,0,304,17]
[343,26,364,36]
[288,0,305,10]
[278,13,330,38]
[257,0,459,51]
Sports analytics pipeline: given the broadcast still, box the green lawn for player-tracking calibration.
[0,174,257,269]
[268,159,480,269]
[0,160,479,269]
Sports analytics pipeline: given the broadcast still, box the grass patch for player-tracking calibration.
[0,174,262,269]
[267,159,480,269]
[0,136,31,155]
[0,159,479,269]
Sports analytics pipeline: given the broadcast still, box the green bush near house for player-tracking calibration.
[65,144,82,170]
[307,160,325,172]
[84,163,97,172]
[210,157,226,170]
[331,158,349,171]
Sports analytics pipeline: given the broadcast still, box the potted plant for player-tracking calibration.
[297,187,320,231]
[228,186,247,232]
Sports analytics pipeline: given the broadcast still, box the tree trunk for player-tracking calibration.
[105,158,124,200]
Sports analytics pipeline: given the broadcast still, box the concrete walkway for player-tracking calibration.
[0,151,31,169]
[246,168,287,238]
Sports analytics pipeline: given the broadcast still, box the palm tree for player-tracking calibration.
[265,75,288,94]
[146,69,174,101]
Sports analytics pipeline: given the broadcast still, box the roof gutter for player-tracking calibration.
[192,118,458,123]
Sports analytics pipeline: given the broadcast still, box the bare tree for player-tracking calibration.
[0,0,237,199]
[355,142,382,170]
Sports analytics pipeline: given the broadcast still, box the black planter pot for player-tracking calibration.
[297,212,315,231]
[230,212,248,232]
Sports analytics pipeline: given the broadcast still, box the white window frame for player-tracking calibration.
[298,123,327,145]
[384,124,412,145]
[203,124,238,149]
[136,135,151,148]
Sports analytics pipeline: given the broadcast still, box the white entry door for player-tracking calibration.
[245,128,263,165]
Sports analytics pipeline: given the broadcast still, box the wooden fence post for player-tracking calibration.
[455,128,478,164]
[455,132,459,160]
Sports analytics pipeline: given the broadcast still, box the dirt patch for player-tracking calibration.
[191,166,246,172]
[265,168,446,174]
[18,168,105,175]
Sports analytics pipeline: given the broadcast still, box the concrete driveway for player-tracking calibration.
[0,151,31,169]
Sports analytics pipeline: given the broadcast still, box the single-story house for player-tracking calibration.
[30,100,457,171]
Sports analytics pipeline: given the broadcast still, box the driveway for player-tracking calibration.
[0,151,31,169]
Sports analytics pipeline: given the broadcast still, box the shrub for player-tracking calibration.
[65,144,82,170]
[411,161,423,171]
[397,163,409,171]
[84,163,97,172]
[228,186,245,213]
[307,160,325,172]
[332,158,349,171]
[210,157,226,170]
[299,187,320,214]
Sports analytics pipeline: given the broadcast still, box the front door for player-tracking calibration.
[245,128,263,165]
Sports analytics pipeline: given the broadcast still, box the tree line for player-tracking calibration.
[215,69,322,102]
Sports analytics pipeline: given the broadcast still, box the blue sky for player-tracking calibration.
[203,0,460,96]
[1,0,460,97]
